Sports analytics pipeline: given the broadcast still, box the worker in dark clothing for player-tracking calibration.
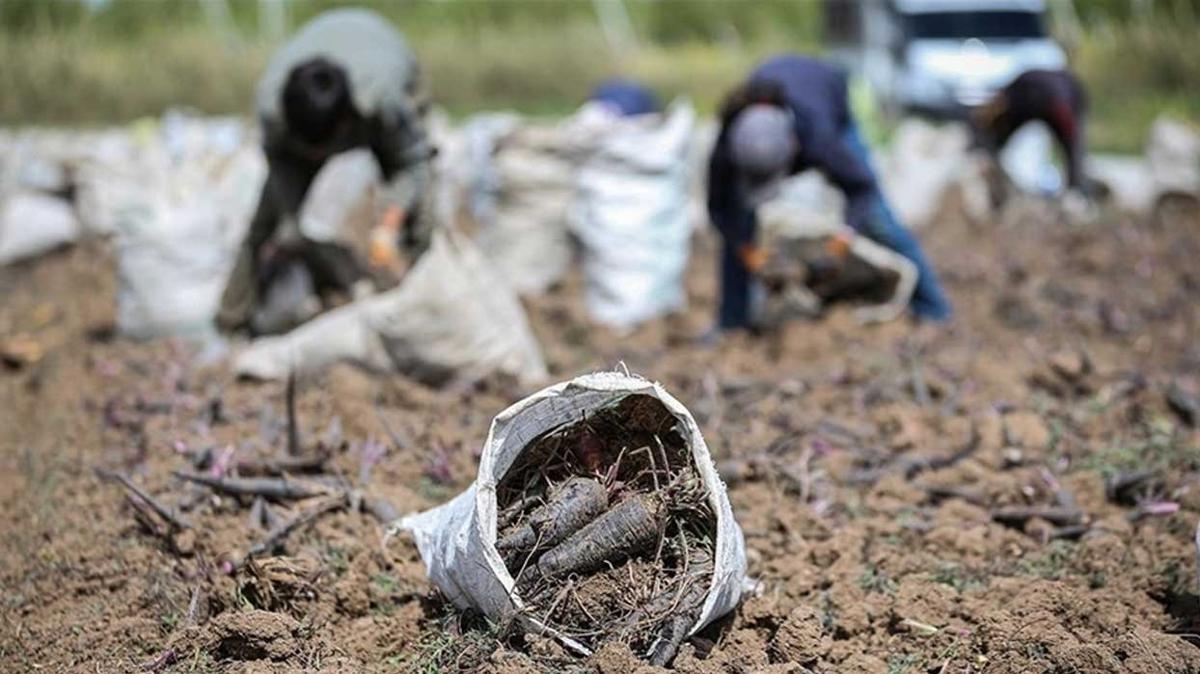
[218,8,435,334]
[588,79,661,117]
[972,69,1090,194]
[707,54,952,331]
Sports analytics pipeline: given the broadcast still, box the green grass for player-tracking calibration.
[1076,419,1198,481]
[1015,540,1076,580]
[0,0,1197,155]
[887,653,923,674]
[857,564,897,595]
[0,28,266,125]
[930,562,988,593]
[1073,19,1200,152]
[404,616,509,674]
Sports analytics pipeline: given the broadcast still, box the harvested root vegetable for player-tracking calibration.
[533,492,665,580]
[496,476,608,557]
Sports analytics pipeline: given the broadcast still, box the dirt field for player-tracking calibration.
[2,197,1200,673]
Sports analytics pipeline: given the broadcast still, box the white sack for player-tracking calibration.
[102,115,265,339]
[757,172,846,240]
[880,119,973,229]
[297,148,381,256]
[234,227,547,387]
[1089,154,1158,215]
[454,112,522,227]
[474,121,582,295]
[0,193,80,265]
[570,100,697,331]
[398,371,747,656]
[1147,116,1200,195]
[999,122,1062,196]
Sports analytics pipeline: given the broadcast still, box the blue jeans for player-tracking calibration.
[717,125,952,328]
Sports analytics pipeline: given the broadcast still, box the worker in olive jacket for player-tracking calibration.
[218,8,435,334]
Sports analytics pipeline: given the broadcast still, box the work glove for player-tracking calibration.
[369,206,405,270]
[738,243,768,274]
[823,230,854,260]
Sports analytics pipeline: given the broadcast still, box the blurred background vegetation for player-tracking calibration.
[2,0,1198,152]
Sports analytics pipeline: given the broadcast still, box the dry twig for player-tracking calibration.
[173,472,330,501]
[97,469,192,530]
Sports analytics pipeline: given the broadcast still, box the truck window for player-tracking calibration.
[906,11,1045,40]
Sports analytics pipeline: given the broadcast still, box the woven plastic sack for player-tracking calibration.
[569,100,697,332]
[1147,116,1200,195]
[879,119,973,229]
[398,371,748,656]
[111,142,264,340]
[297,148,380,259]
[473,121,582,295]
[0,193,79,266]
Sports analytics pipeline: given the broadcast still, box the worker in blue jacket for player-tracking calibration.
[707,54,952,331]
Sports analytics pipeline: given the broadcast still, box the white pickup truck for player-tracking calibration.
[828,0,1067,118]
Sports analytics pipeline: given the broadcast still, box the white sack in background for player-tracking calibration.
[454,112,522,227]
[1147,116,1200,195]
[570,100,697,332]
[0,193,80,265]
[473,122,582,296]
[880,119,973,229]
[1089,154,1158,215]
[398,371,748,656]
[234,227,547,387]
[96,114,265,339]
[113,144,265,340]
[297,148,381,257]
[757,172,846,240]
[999,122,1062,196]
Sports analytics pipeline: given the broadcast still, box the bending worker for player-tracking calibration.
[972,68,1090,196]
[707,54,952,332]
[218,8,435,334]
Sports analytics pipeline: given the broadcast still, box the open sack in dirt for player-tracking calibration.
[756,189,917,326]
[569,100,697,332]
[234,226,547,387]
[398,371,748,663]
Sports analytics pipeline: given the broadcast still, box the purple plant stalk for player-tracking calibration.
[358,436,387,486]
[94,358,121,378]
[1038,466,1062,493]
[1137,501,1179,517]
[210,444,235,478]
[424,442,455,486]
[810,437,834,458]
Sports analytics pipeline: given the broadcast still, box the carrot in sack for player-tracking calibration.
[496,476,608,555]
[534,492,666,579]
